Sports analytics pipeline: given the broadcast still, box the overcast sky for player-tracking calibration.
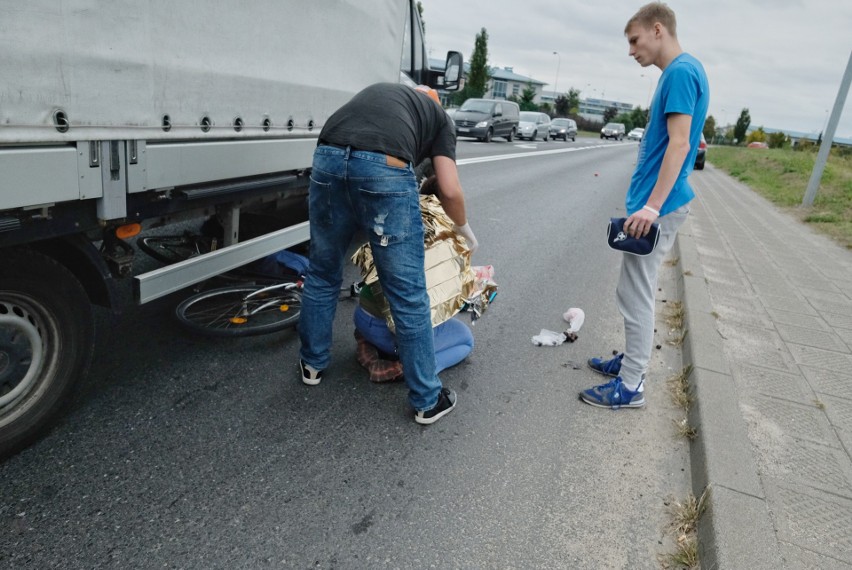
[421,0,852,138]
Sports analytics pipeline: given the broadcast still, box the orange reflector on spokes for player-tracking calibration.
[115,223,142,239]
[229,317,248,324]
[279,305,290,312]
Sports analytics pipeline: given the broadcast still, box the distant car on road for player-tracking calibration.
[601,122,626,140]
[694,133,707,170]
[627,127,644,141]
[517,111,551,141]
[549,118,577,141]
[747,141,769,149]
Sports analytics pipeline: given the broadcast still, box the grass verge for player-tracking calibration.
[708,146,852,248]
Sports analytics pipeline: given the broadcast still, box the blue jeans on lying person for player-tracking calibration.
[353,306,474,374]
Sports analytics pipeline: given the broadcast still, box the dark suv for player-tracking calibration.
[453,98,520,142]
[600,122,626,140]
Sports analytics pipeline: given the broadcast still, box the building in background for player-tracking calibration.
[578,97,634,123]
[429,59,546,105]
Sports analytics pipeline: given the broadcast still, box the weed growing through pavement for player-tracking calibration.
[668,328,688,348]
[665,256,681,267]
[683,269,693,276]
[667,365,694,411]
[710,311,720,319]
[661,488,709,570]
[674,417,697,440]
[663,301,687,347]
[814,399,826,410]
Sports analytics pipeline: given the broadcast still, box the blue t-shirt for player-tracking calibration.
[627,53,709,216]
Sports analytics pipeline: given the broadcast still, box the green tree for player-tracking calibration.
[703,115,716,142]
[517,82,538,111]
[734,108,751,145]
[628,106,648,130]
[603,106,618,123]
[554,95,570,116]
[746,127,766,144]
[767,131,788,149]
[454,28,489,105]
[416,1,424,31]
[558,87,581,116]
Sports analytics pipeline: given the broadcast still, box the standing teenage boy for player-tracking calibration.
[580,2,709,408]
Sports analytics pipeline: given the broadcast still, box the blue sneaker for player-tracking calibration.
[579,377,645,409]
[587,353,623,377]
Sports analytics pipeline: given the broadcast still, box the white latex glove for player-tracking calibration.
[454,222,479,254]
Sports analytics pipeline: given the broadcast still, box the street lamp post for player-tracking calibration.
[552,51,561,100]
[640,73,653,108]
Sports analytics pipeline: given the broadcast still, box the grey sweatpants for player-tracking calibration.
[616,205,690,389]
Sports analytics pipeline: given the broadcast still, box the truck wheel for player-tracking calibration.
[0,249,94,458]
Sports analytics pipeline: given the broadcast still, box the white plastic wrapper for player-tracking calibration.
[531,329,567,347]
[563,308,585,333]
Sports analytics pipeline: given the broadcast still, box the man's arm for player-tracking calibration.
[433,155,478,253]
[625,112,692,238]
[432,155,466,226]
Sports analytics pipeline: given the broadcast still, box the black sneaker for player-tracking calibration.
[300,359,323,386]
[414,388,457,425]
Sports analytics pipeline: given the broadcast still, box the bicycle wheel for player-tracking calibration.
[175,284,302,337]
[137,234,217,265]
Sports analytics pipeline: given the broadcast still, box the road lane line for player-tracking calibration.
[456,143,631,166]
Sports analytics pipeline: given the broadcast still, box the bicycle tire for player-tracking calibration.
[175,284,301,337]
[137,234,217,265]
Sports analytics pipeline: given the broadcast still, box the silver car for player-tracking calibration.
[517,112,551,141]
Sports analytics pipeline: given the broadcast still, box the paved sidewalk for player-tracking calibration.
[676,164,852,570]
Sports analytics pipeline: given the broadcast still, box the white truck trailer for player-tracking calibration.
[0,0,462,456]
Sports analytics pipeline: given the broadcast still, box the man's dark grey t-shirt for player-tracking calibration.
[318,83,456,165]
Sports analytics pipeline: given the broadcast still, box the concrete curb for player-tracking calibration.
[675,218,783,570]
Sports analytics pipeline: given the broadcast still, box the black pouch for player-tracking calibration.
[607,217,660,256]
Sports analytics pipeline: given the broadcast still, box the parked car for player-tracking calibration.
[601,122,626,140]
[694,133,707,170]
[747,141,768,149]
[454,98,520,142]
[517,111,551,141]
[549,118,577,141]
[627,127,644,141]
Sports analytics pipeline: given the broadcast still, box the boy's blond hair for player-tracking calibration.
[625,2,677,37]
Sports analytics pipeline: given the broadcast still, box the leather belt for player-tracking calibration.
[320,141,409,168]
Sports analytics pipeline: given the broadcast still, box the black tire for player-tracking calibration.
[529,130,536,141]
[505,128,514,142]
[543,131,549,142]
[175,283,302,337]
[137,233,217,265]
[484,128,493,143]
[0,249,94,458]
[695,160,705,170]
[572,135,576,141]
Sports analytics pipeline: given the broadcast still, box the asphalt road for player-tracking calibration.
[1,138,691,569]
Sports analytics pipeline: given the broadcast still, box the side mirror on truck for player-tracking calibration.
[443,51,463,91]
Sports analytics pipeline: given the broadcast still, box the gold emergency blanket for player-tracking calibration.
[352,195,492,331]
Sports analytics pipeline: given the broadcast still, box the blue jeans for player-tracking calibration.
[299,145,442,412]
[353,306,474,373]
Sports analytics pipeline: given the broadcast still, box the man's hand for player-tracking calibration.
[624,207,658,238]
[454,222,479,254]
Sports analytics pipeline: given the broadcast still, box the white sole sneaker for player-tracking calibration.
[300,359,323,386]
